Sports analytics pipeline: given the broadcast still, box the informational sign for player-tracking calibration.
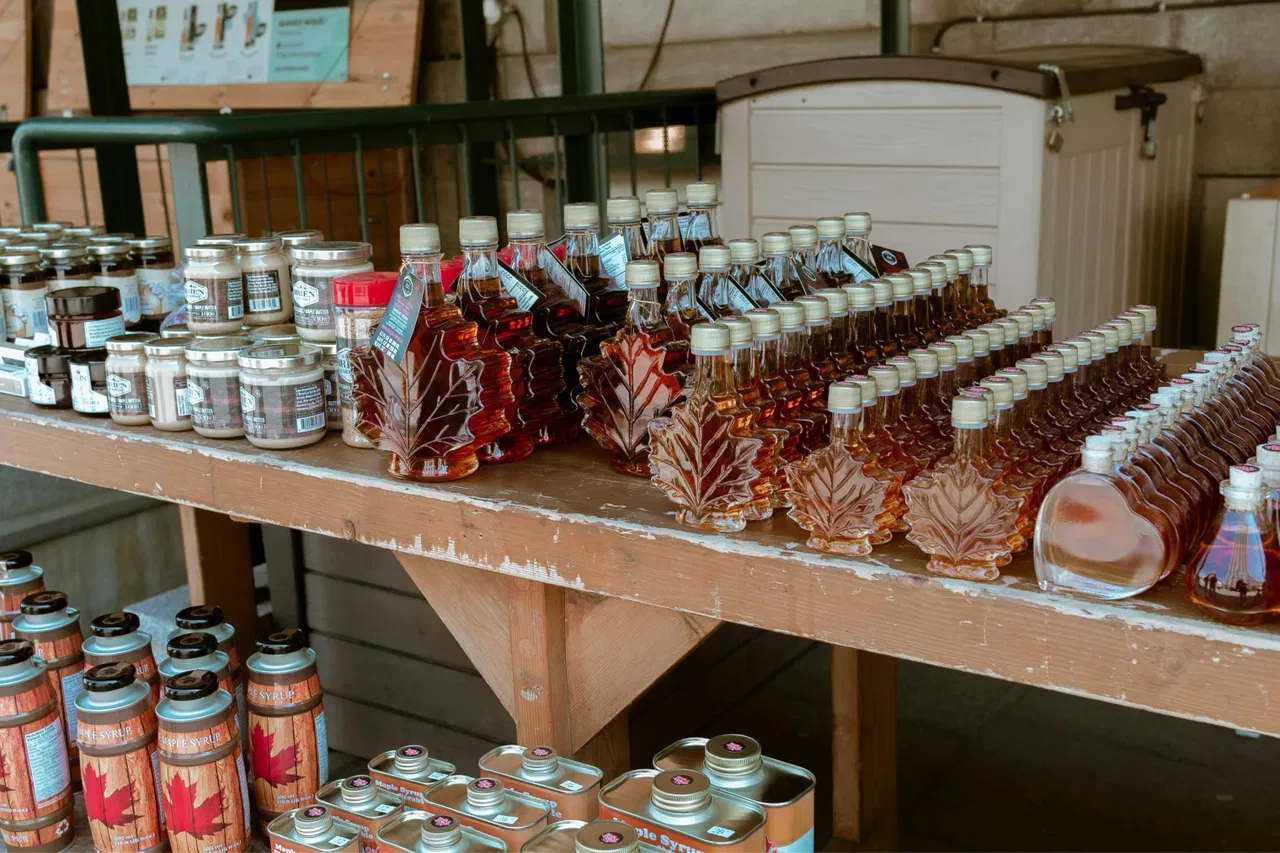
[268,4,351,82]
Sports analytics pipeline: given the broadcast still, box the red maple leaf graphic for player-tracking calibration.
[0,749,10,794]
[83,764,136,828]
[251,723,299,786]
[163,773,226,839]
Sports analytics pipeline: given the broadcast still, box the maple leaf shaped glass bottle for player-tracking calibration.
[962,327,993,383]
[760,232,807,300]
[978,322,1008,373]
[869,278,897,359]
[1019,303,1049,349]
[925,341,959,434]
[815,287,856,373]
[814,218,853,286]
[887,273,921,354]
[562,202,628,328]
[722,315,786,518]
[696,245,749,318]
[350,223,515,481]
[920,261,951,341]
[845,283,882,369]
[904,396,1023,580]
[946,334,976,389]
[452,215,564,464]
[906,268,938,345]
[786,381,897,555]
[775,301,830,453]
[944,248,976,328]
[1031,296,1058,345]
[795,296,839,385]
[649,323,772,533]
[662,252,706,346]
[843,212,877,273]
[1187,464,1280,624]
[962,244,1001,320]
[849,372,916,534]
[746,307,819,463]
[788,225,830,293]
[890,354,948,465]
[683,182,723,255]
[928,254,961,335]
[645,188,684,266]
[730,238,783,307]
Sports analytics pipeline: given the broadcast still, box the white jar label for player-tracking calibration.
[185,280,209,303]
[95,274,141,324]
[240,385,256,414]
[186,381,205,404]
[70,362,108,413]
[2,287,48,340]
[107,367,148,417]
[24,356,56,406]
[81,315,127,349]
[24,718,70,804]
[186,276,244,324]
[245,269,284,314]
[293,281,319,307]
[107,375,131,397]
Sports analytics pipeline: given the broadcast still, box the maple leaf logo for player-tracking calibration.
[163,773,227,839]
[577,332,684,475]
[903,461,1021,580]
[84,763,136,829]
[0,749,12,794]
[785,445,892,555]
[649,396,764,528]
[251,723,300,787]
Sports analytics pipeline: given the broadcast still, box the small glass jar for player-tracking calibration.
[104,332,157,425]
[143,336,194,431]
[184,245,244,335]
[69,350,109,416]
[87,242,142,325]
[16,231,55,247]
[239,343,327,449]
[63,225,105,240]
[186,336,253,439]
[333,270,396,448]
[128,235,179,319]
[313,341,341,429]
[249,323,301,344]
[31,222,70,237]
[276,230,324,280]
[24,345,71,408]
[0,250,48,342]
[235,237,293,326]
[160,323,191,339]
[0,226,21,238]
[40,242,93,293]
[46,286,125,350]
[195,233,246,247]
[291,242,373,343]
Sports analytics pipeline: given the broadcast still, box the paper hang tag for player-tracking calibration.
[725,274,762,311]
[597,232,630,286]
[872,245,910,276]
[695,295,719,319]
[797,263,822,292]
[677,212,712,242]
[747,264,787,303]
[538,244,592,317]
[496,260,545,313]
[370,265,425,365]
[840,246,878,282]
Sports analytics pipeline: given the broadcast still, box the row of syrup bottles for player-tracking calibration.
[1035,323,1280,625]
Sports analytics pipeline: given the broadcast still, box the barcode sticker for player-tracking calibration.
[707,826,736,839]
[296,412,326,433]
[249,296,282,312]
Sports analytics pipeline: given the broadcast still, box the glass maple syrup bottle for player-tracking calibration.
[788,225,828,292]
[1103,318,1144,403]
[815,218,852,286]
[962,244,1000,320]
[760,232,806,300]
[979,322,1007,373]
[815,288,856,373]
[963,328,993,381]
[1187,464,1280,624]
[887,273,920,354]
[928,341,959,433]
[454,216,564,464]
[1258,443,1280,526]
[869,364,929,470]
[1039,350,1088,437]
[795,295,838,385]
[888,354,947,465]
[1144,393,1223,511]
[1183,369,1256,461]
[1031,297,1057,344]
[746,307,818,460]
[1125,407,1212,537]
[848,372,914,535]
[1016,357,1075,480]
[695,245,742,318]
[563,202,628,328]
[843,212,876,272]
[577,260,688,477]
[1019,304,1048,349]
[993,319,1020,372]
[906,268,937,344]
[996,366,1061,488]
[944,248,975,327]
[908,347,945,429]
[929,254,960,332]
[845,284,881,369]
[721,315,783,519]
[1167,377,1238,476]
[729,238,775,306]
[1050,341,1094,437]
[606,195,651,261]
[921,260,951,339]
[1006,311,1034,364]
[663,252,705,346]
[981,375,1052,514]
[868,279,897,359]
[645,189,684,265]
[683,182,723,254]
[1203,350,1280,436]
[774,301,829,452]
[946,334,975,389]
[1109,416,1196,549]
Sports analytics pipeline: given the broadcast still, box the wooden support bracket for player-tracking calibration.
[831,646,898,851]
[178,506,258,666]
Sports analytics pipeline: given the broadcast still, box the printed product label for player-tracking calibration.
[293,274,334,331]
[151,748,165,824]
[60,670,83,739]
[81,315,128,349]
[237,751,251,833]
[597,232,630,284]
[175,377,191,417]
[840,246,878,283]
[323,366,340,420]
[95,273,142,323]
[236,681,247,757]
[24,356,56,405]
[773,827,815,853]
[242,378,327,440]
[559,779,584,791]
[496,262,543,312]
[107,367,148,417]
[2,287,48,340]
[245,269,284,314]
[25,718,70,805]
[315,711,328,784]
[190,373,244,431]
[137,267,174,316]
[679,211,713,242]
[706,825,735,839]
[538,246,591,316]
[370,266,423,365]
[187,275,245,324]
[70,362,109,413]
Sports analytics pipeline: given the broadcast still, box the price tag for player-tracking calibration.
[841,246,878,282]
[539,245,591,317]
[873,245,910,275]
[598,232,630,285]
[724,275,761,312]
[369,266,424,365]
[497,261,544,312]
[678,212,712,242]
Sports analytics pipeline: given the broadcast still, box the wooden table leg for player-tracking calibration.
[507,576,573,748]
[831,646,898,851]
[179,506,257,665]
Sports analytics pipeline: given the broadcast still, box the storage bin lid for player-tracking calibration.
[717,45,1202,103]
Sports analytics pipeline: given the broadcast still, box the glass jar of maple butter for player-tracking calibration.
[239,343,328,449]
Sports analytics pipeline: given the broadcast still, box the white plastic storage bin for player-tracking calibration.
[718,46,1202,344]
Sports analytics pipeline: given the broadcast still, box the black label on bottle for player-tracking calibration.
[496,260,545,313]
[873,245,910,275]
[840,246,878,282]
[539,243,591,317]
[695,295,719,319]
[745,264,786,303]
[724,274,762,312]
[797,264,822,293]
[370,265,424,365]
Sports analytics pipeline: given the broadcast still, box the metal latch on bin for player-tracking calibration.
[1115,85,1167,160]
[1039,63,1074,153]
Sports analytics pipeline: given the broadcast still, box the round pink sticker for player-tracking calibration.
[350,776,370,787]
[304,806,325,818]
[600,832,623,844]
[531,747,552,757]
[724,741,744,752]
[402,746,422,756]
[671,775,692,786]
[432,816,455,828]
[475,778,496,789]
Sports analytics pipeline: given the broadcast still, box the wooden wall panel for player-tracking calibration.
[324,694,506,770]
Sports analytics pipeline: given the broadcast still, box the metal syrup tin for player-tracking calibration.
[423,775,551,851]
[597,769,766,853]
[479,744,602,823]
[82,610,161,708]
[368,744,455,806]
[376,810,506,853]
[267,803,361,853]
[158,631,243,753]
[0,552,44,641]
[315,775,403,853]
[75,662,166,851]
[521,818,663,852]
[653,735,816,853]
[155,670,250,852]
[0,640,74,851]
[171,605,244,726]
[13,591,84,787]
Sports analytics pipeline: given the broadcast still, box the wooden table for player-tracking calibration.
[1,366,1274,850]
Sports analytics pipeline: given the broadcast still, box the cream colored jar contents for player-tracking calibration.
[235,237,293,326]
[186,336,253,438]
[290,242,372,343]
[0,250,48,342]
[239,343,327,449]
[184,245,244,334]
[104,332,156,425]
[143,336,193,431]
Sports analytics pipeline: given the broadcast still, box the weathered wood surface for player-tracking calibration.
[2,395,1279,739]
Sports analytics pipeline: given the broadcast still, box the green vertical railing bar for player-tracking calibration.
[551,118,563,220]
[428,140,440,224]
[353,134,369,243]
[320,155,335,238]
[455,129,466,218]
[507,121,519,210]
[375,149,391,263]
[291,139,308,229]
[557,0,606,206]
[225,145,243,233]
[260,157,274,234]
[155,144,172,244]
[74,149,90,225]
[661,108,670,188]
[408,128,425,223]
[692,122,701,182]
[627,111,637,196]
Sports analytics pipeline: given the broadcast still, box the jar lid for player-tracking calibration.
[175,604,224,630]
[47,285,121,316]
[249,324,301,344]
[39,242,89,261]
[563,203,599,229]
[168,632,216,659]
[313,341,337,356]
[234,236,283,253]
[400,224,441,253]
[0,640,34,666]
[291,241,373,263]
[16,231,55,245]
[165,670,218,701]
[0,250,42,266]
[606,196,641,222]
[25,344,71,373]
[507,209,544,239]
[159,323,190,338]
[239,342,322,370]
[459,216,498,246]
[4,243,40,255]
[21,590,67,615]
[84,662,136,692]
[186,336,254,363]
[662,252,696,277]
[128,235,172,252]
[0,226,21,236]
[90,611,140,638]
[257,627,306,655]
[105,332,158,353]
[788,225,818,249]
[275,229,324,247]
[31,222,69,233]
[195,233,246,246]
[86,242,131,258]
[184,245,235,261]
[645,188,679,215]
[144,336,194,357]
[69,352,107,377]
[0,550,32,570]
[63,225,105,238]
[333,271,397,307]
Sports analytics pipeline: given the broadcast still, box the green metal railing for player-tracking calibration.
[11,90,717,258]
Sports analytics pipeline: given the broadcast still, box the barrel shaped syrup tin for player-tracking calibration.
[598,769,767,853]
[155,670,250,853]
[246,629,326,830]
[376,811,506,853]
[367,744,454,807]
[13,592,84,788]
[520,818,663,852]
[653,735,816,853]
[0,640,74,851]
[267,803,360,853]
[0,552,44,641]
[478,744,602,823]
[171,606,245,750]
[76,662,166,852]
[158,632,240,741]
[422,775,551,851]
[83,611,161,709]
[315,775,403,853]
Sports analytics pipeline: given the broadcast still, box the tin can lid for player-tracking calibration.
[239,342,322,371]
[292,241,373,263]
[16,231,55,245]
[47,285,121,317]
[164,669,218,701]
[0,550,32,571]
[257,627,306,655]
[522,745,561,776]
[422,813,462,846]
[128,235,172,252]
[341,775,378,805]
[295,805,334,838]
[175,604,224,630]
[576,821,640,853]
[85,241,130,259]
[704,734,764,776]
[467,776,506,809]
[394,744,430,774]
[20,590,67,615]
[0,639,34,667]
[84,661,136,692]
[249,324,301,344]
[168,632,217,659]
[651,769,712,814]
[91,611,140,638]
[64,225,105,238]
[276,229,325,248]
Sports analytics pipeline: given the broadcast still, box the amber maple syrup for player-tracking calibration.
[562,202,628,328]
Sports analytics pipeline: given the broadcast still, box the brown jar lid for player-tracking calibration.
[165,670,218,701]
[0,550,32,570]
[90,611,140,638]
[25,345,71,374]
[168,632,217,659]
[47,285,120,316]
[175,604,224,630]
[84,662,136,692]
[257,627,305,655]
[0,640,34,666]
[21,590,67,615]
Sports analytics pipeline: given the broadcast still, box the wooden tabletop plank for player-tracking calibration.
[2,394,1278,737]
